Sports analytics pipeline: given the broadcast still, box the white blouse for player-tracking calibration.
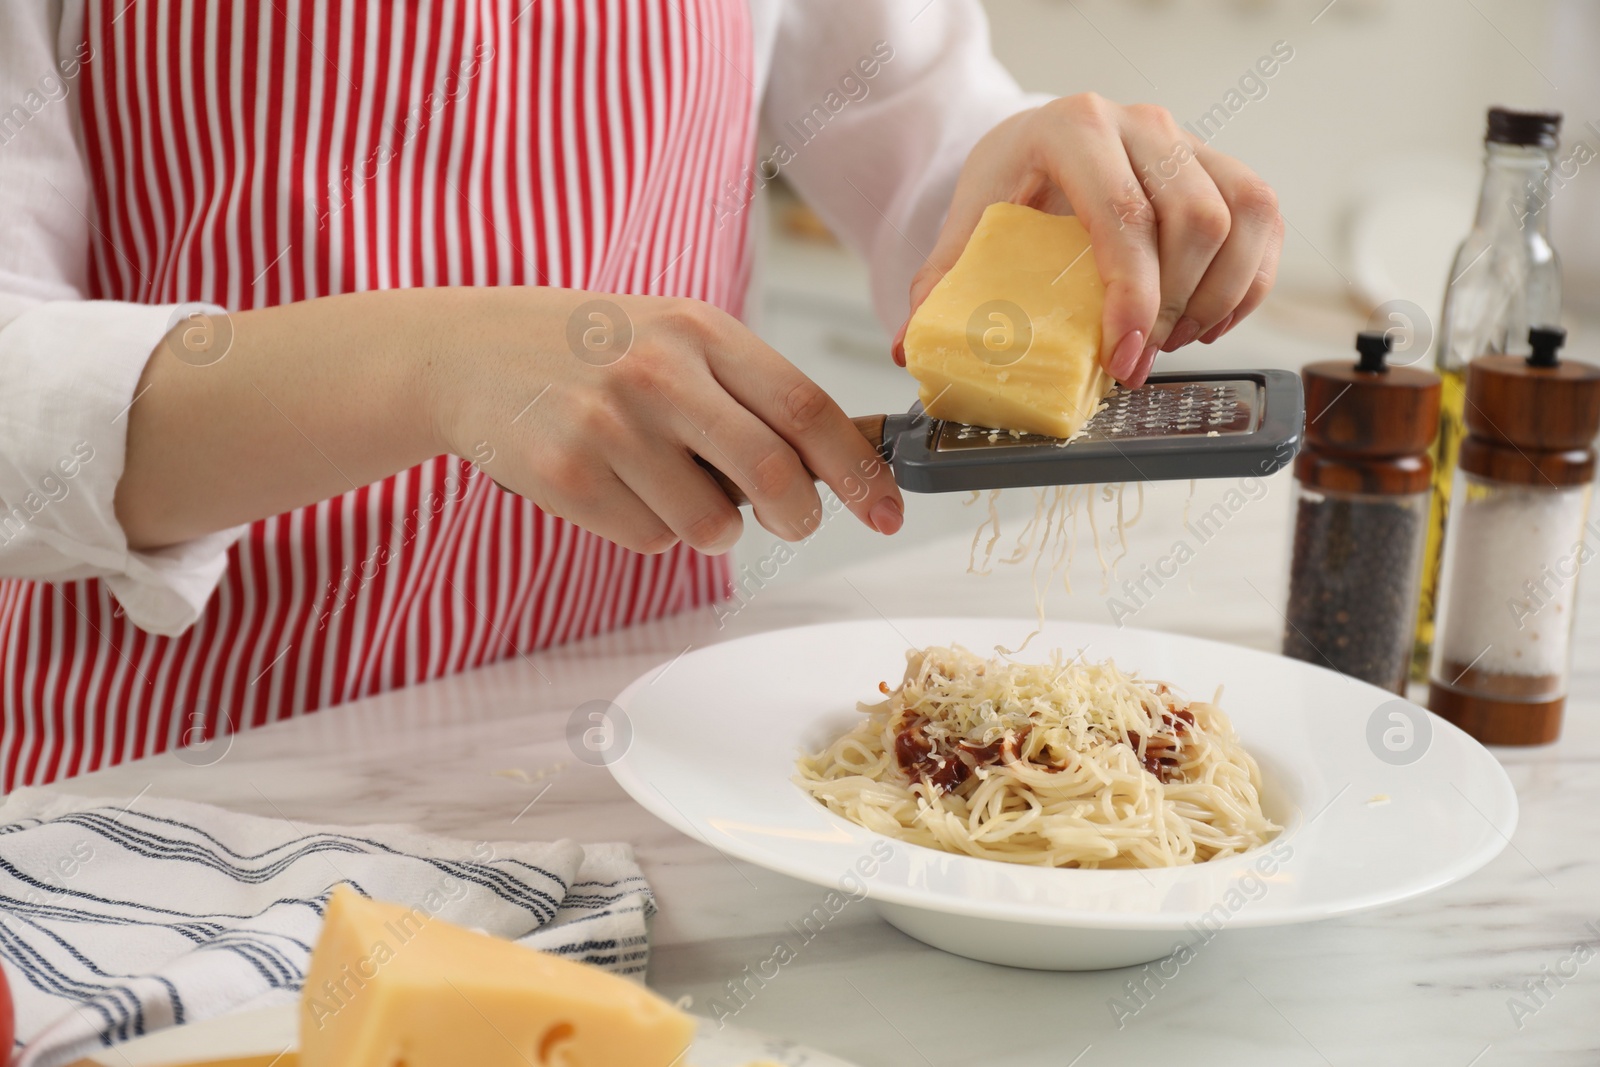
[0,0,1038,636]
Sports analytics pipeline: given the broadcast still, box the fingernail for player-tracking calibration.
[1199,312,1234,345]
[869,496,904,535]
[892,321,908,367]
[1107,329,1145,381]
[1162,317,1202,352]
[1128,343,1159,389]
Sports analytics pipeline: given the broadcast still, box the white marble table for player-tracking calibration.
[42,473,1600,1066]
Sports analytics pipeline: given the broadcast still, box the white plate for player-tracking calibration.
[71,1003,858,1067]
[609,618,1518,970]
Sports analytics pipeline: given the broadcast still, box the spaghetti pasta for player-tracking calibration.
[796,645,1278,869]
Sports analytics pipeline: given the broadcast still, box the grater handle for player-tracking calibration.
[700,414,888,507]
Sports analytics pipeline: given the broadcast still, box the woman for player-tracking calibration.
[0,1,1281,789]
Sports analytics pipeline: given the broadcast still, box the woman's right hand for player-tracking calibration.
[117,286,902,554]
[425,287,905,555]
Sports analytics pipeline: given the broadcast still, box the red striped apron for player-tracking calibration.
[0,0,752,790]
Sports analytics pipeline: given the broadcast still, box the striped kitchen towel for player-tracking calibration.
[0,789,656,1067]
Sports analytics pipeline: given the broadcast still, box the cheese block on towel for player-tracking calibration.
[904,201,1113,439]
[300,887,695,1067]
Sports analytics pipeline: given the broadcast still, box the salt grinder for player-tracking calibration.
[1429,327,1600,744]
[1283,331,1440,693]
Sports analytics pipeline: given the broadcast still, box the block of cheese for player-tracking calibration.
[300,887,695,1067]
[69,1059,294,1067]
[904,201,1113,439]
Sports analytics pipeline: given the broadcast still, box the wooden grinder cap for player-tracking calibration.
[1461,327,1600,487]
[1296,331,1442,494]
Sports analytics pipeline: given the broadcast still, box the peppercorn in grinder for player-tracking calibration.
[1428,327,1600,745]
[1283,331,1441,694]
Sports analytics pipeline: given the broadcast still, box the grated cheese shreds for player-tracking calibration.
[796,645,1280,869]
[964,482,1143,637]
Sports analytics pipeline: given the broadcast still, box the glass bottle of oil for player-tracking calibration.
[1411,107,1563,682]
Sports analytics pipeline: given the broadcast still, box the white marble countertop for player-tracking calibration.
[43,474,1600,1066]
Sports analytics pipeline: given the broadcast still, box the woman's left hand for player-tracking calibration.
[895,94,1284,389]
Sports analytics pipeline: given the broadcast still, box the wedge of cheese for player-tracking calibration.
[300,887,695,1067]
[904,202,1113,438]
[69,1059,295,1067]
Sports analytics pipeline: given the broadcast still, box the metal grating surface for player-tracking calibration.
[932,378,1261,452]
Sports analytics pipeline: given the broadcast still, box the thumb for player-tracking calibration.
[893,187,991,367]
[915,190,991,315]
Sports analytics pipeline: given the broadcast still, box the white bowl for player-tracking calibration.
[609,618,1517,971]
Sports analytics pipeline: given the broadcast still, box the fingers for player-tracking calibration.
[648,374,825,542]
[542,462,680,555]
[1197,311,1234,345]
[1032,96,1162,387]
[1117,112,1231,371]
[903,95,1283,386]
[1216,207,1284,337]
[611,441,745,554]
[703,334,904,537]
[1177,142,1281,345]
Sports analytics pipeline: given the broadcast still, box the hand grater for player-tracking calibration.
[707,369,1304,503]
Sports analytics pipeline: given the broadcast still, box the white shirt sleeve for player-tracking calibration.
[0,0,243,637]
[757,0,1048,332]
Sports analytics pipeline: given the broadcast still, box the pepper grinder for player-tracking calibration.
[1429,327,1600,744]
[1283,331,1441,693]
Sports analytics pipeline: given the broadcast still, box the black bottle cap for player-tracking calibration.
[1355,330,1391,373]
[1486,107,1562,148]
[1527,325,1566,368]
